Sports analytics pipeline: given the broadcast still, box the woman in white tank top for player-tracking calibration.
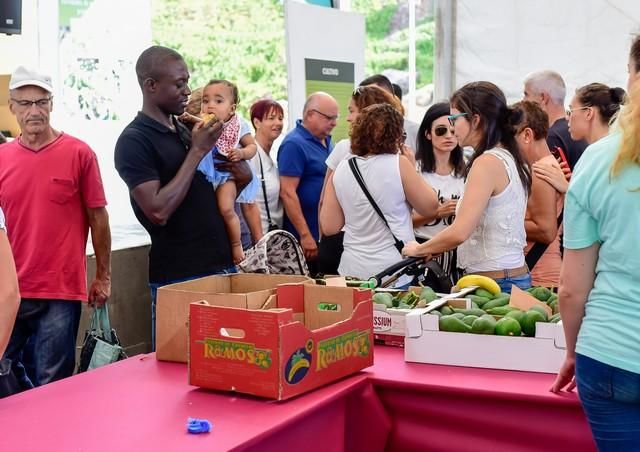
[320,104,438,287]
[403,82,533,293]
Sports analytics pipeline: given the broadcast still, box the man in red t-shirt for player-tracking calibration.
[0,66,111,392]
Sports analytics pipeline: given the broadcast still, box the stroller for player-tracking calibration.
[369,256,456,293]
[237,230,453,292]
[237,230,309,276]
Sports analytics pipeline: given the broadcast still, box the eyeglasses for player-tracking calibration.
[10,97,52,109]
[434,126,454,137]
[447,112,468,126]
[566,105,591,116]
[311,109,339,122]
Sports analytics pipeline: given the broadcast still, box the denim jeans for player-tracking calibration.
[494,273,532,293]
[2,299,82,393]
[576,353,640,451]
[149,266,237,351]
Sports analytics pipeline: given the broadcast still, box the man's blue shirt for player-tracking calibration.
[277,120,332,241]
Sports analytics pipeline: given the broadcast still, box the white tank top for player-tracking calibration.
[457,148,527,272]
[333,154,414,282]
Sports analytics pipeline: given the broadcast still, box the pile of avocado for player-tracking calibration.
[372,287,438,310]
[436,286,561,337]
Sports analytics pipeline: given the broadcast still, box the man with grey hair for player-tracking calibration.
[278,92,338,271]
[523,70,587,170]
[0,66,111,392]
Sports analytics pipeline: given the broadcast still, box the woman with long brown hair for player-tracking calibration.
[403,82,532,293]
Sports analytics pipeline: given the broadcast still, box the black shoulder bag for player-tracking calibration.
[258,152,279,232]
[348,158,404,253]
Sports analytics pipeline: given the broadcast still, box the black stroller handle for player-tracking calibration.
[370,256,424,288]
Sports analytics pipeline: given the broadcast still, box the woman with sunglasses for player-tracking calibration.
[403,82,532,293]
[317,85,407,275]
[413,102,465,282]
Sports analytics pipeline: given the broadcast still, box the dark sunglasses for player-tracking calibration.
[433,126,454,137]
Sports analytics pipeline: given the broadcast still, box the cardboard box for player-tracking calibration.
[373,287,477,347]
[404,289,566,373]
[188,284,374,400]
[156,274,313,363]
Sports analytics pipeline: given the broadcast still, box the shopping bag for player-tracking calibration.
[77,305,126,373]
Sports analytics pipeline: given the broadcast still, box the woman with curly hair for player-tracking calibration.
[317,85,409,275]
[403,81,532,293]
[551,35,640,449]
[319,104,438,286]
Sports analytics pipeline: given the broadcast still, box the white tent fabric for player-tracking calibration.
[447,0,640,103]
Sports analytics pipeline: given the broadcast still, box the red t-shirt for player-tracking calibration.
[0,133,107,301]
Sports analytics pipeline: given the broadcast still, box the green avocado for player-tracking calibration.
[462,315,479,326]
[505,309,525,324]
[549,313,562,323]
[471,314,496,334]
[439,315,472,333]
[469,295,492,307]
[482,297,510,310]
[521,310,547,337]
[453,308,488,317]
[530,286,552,302]
[486,306,519,316]
[474,288,495,299]
[495,317,522,336]
[420,286,438,302]
[373,292,393,308]
[439,305,455,316]
[529,305,550,321]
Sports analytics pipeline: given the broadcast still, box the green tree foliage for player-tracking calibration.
[151,0,434,115]
[152,0,287,116]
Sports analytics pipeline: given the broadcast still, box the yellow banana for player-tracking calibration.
[456,274,501,296]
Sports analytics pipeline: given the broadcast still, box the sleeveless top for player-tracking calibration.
[457,148,527,272]
[333,154,414,283]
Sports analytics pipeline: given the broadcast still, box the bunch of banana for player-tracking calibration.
[455,274,501,296]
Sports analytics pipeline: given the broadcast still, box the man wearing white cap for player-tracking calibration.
[0,66,111,392]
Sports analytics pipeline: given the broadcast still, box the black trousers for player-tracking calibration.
[316,232,345,276]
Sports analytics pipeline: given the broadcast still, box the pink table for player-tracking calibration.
[365,346,596,452]
[0,347,595,451]
[0,355,390,452]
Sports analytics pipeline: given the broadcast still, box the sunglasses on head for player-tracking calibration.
[433,126,453,137]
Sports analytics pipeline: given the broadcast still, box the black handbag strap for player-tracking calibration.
[348,158,404,253]
[257,151,273,225]
[526,210,564,270]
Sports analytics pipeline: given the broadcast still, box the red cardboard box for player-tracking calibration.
[157,274,313,363]
[189,284,373,400]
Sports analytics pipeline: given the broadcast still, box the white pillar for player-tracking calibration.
[408,0,416,119]
[434,0,456,101]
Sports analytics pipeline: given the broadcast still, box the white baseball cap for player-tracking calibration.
[9,66,53,93]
